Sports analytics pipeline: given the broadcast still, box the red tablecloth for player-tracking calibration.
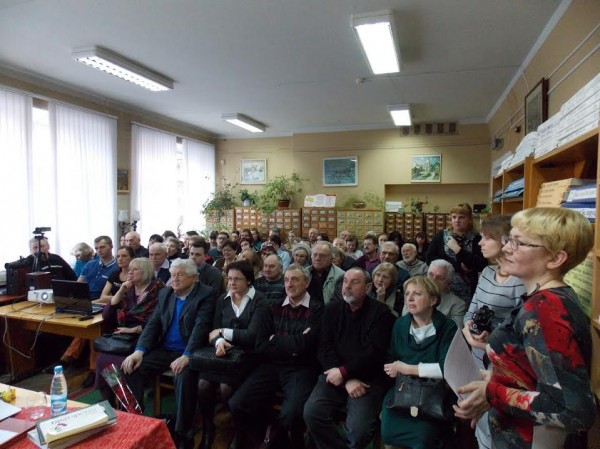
[12,409,176,449]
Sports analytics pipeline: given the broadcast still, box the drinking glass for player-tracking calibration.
[26,391,47,420]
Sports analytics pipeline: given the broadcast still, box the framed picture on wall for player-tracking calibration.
[323,156,358,187]
[117,169,129,193]
[411,155,441,183]
[524,78,548,135]
[240,159,267,184]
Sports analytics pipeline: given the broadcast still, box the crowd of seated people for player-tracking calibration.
[11,203,595,449]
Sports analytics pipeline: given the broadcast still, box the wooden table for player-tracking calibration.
[0,382,84,410]
[0,302,105,379]
[0,383,176,449]
[0,294,26,305]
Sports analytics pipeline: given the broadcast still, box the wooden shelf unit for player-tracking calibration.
[492,157,532,215]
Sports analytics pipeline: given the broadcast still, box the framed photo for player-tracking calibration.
[411,155,441,183]
[240,159,267,184]
[323,156,358,187]
[524,78,548,135]
[117,169,129,193]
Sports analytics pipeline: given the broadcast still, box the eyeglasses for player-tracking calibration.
[501,235,545,251]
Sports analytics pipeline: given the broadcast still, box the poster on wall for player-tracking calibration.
[411,154,441,183]
[322,156,358,187]
[240,159,267,184]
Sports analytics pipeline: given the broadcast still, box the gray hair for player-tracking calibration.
[150,242,167,254]
[401,243,417,252]
[428,259,455,281]
[170,258,198,277]
[331,245,346,259]
[285,263,311,283]
[264,254,283,270]
[129,257,155,285]
[372,262,398,286]
[380,241,399,255]
[312,241,333,256]
[71,242,94,259]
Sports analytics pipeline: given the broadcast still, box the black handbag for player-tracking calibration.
[93,333,139,356]
[189,346,245,374]
[385,374,456,421]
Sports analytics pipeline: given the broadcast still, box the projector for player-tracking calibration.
[28,289,54,304]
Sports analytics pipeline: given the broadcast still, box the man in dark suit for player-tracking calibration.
[122,259,217,449]
[304,267,395,449]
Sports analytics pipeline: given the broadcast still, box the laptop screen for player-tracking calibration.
[51,279,98,315]
[51,279,90,299]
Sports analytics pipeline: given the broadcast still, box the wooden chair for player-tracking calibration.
[153,369,175,416]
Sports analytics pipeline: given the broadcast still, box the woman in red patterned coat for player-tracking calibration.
[455,208,596,449]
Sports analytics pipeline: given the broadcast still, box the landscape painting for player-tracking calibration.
[411,154,441,183]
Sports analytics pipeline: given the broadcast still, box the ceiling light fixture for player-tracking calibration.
[221,113,266,133]
[351,10,400,75]
[389,104,412,126]
[72,46,174,92]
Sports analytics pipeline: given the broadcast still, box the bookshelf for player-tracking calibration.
[493,157,532,215]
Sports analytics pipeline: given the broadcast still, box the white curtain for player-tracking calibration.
[131,124,178,239]
[0,89,32,266]
[48,102,117,256]
[182,138,215,232]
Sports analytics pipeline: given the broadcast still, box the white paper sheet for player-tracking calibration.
[0,400,20,421]
[443,330,482,400]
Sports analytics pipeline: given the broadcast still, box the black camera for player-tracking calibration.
[33,227,51,235]
[470,305,495,335]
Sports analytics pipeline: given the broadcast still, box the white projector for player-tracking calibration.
[28,289,54,304]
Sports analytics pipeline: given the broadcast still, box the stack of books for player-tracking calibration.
[492,189,503,203]
[536,178,593,207]
[562,184,596,223]
[557,73,600,147]
[509,132,537,167]
[502,178,525,199]
[27,401,116,449]
[533,73,599,158]
[535,112,562,158]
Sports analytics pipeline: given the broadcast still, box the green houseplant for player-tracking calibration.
[202,180,237,216]
[239,188,257,206]
[256,172,306,214]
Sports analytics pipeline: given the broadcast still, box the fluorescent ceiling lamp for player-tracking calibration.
[352,10,400,75]
[221,113,266,133]
[389,104,412,126]
[72,46,173,92]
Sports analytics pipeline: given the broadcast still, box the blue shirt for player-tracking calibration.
[80,258,118,299]
[163,296,188,354]
[277,249,292,270]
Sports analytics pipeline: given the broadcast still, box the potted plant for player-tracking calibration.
[256,172,306,214]
[202,180,237,216]
[341,191,384,210]
[239,188,257,207]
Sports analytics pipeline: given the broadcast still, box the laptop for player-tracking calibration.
[51,280,103,316]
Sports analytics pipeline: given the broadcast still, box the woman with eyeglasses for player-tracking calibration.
[426,203,487,303]
[455,208,596,449]
[196,261,268,449]
[461,215,526,449]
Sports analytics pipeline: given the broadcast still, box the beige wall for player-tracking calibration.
[488,1,600,155]
[216,125,491,212]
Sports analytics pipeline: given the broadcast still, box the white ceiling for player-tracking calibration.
[0,0,563,139]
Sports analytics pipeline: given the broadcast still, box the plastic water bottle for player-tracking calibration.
[50,365,68,416]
